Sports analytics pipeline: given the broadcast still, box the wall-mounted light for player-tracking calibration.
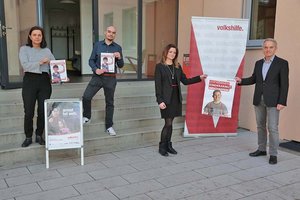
[259,0,270,4]
[59,0,76,4]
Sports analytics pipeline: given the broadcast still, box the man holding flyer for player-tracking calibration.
[82,26,124,136]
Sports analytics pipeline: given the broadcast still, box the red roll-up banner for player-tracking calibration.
[184,17,249,137]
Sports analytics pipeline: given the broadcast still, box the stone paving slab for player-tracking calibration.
[0,130,299,200]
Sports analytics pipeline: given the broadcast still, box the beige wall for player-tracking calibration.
[273,0,300,141]
[178,0,300,141]
[178,0,204,64]
[202,0,243,18]
[239,50,261,131]
[241,0,300,141]
[178,0,243,63]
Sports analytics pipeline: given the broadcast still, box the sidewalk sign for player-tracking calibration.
[44,99,84,168]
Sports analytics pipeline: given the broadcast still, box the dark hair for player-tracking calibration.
[26,26,47,48]
[213,90,221,96]
[53,65,59,69]
[160,44,179,67]
[103,57,108,60]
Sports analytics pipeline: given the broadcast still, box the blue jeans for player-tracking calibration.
[254,96,280,156]
[82,75,117,129]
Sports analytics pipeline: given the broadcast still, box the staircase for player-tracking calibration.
[0,81,187,167]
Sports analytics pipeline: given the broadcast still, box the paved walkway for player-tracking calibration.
[0,129,299,200]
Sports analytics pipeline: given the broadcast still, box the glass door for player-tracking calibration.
[0,0,38,89]
[98,0,138,80]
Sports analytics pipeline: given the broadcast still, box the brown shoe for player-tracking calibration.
[269,156,277,165]
[249,150,267,157]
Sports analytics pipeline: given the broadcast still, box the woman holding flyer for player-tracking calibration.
[19,26,55,147]
[154,44,207,156]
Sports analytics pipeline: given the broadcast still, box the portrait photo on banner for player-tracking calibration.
[202,77,236,118]
[45,100,82,149]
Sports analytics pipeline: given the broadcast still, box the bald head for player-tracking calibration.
[104,26,117,43]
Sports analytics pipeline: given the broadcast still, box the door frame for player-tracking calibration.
[0,0,44,89]
[0,0,22,89]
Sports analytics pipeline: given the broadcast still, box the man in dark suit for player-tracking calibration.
[235,38,289,165]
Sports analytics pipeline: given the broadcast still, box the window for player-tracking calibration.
[244,0,277,47]
[98,0,138,79]
[97,0,178,79]
[103,12,113,31]
[122,7,137,50]
[0,0,38,87]
[142,0,177,77]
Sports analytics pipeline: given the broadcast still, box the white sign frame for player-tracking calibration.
[44,99,84,168]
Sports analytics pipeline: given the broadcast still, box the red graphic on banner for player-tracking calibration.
[185,25,245,134]
[208,80,232,92]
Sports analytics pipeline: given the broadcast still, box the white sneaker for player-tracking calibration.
[106,127,116,136]
[83,117,90,125]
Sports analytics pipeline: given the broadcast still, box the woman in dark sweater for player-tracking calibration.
[154,44,207,156]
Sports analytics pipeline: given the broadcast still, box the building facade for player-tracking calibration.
[0,0,299,141]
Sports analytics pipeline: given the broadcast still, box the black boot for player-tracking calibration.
[36,135,45,145]
[167,142,177,154]
[22,138,32,147]
[159,142,169,156]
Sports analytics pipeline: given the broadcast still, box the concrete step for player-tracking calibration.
[0,114,185,146]
[0,123,185,166]
[0,94,157,116]
[0,81,190,167]
[0,101,185,132]
[0,81,156,103]
[0,102,160,130]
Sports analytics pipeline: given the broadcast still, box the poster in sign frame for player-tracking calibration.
[44,99,84,168]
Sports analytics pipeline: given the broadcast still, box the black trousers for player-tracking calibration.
[82,75,117,129]
[22,72,52,138]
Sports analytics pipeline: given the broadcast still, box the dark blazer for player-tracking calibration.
[240,55,289,107]
[154,63,201,105]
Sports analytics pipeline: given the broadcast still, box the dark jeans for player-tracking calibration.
[22,72,52,138]
[82,75,117,129]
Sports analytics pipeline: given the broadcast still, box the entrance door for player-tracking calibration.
[44,0,82,74]
[0,0,38,89]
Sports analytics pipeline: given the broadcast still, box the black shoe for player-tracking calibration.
[249,150,267,157]
[22,138,32,147]
[159,142,169,157]
[36,135,45,145]
[167,142,177,154]
[269,156,277,165]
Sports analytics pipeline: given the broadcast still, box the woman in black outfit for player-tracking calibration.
[154,44,207,156]
[19,26,55,147]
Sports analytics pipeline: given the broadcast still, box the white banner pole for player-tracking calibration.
[46,149,49,169]
[81,147,84,166]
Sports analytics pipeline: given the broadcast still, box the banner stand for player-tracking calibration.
[44,99,84,169]
[184,17,249,137]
